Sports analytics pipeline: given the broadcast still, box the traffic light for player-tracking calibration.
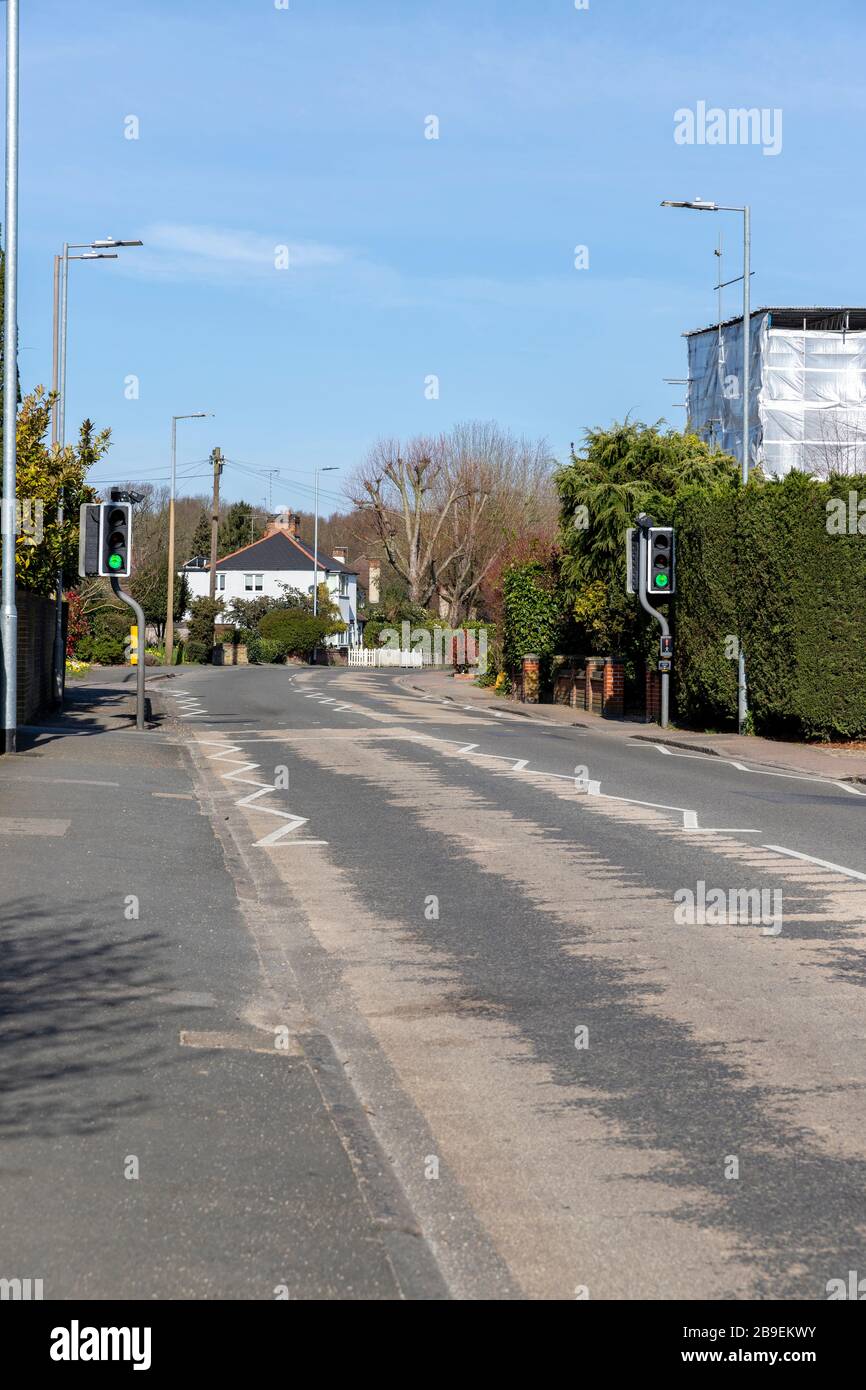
[99,502,132,578]
[647,526,675,596]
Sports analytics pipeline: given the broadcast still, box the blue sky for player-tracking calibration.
[8,0,865,510]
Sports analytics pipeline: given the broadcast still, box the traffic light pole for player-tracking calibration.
[638,528,670,730]
[110,578,146,731]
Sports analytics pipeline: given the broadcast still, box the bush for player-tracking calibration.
[258,609,331,656]
[502,561,568,676]
[247,637,286,664]
[77,634,125,665]
[187,597,222,658]
[184,640,211,664]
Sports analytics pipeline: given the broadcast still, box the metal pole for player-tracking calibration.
[313,466,319,615]
[1,0,20,753]
[110,577,146,730]
[637,529,670,730]
[51,256,60,447]
[165,416,177,665]
[738,205,750,735]
[51,252,65,705]
[59,243,69,447]
[49,243,71,711]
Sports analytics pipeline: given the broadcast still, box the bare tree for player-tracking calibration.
[432,422,557,624]
[348,435,466,606]
[802,409,866,478]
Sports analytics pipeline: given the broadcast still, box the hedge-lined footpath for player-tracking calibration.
[675,473,866,740]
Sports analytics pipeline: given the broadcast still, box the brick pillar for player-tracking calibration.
[602,658,624,717]
[522,653,540,703]
[645,665,661,723]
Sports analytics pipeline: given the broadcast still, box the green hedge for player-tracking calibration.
[502,561,567,674]
[674,473,866,740]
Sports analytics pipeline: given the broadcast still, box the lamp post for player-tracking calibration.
[1,0,19,753]
[51,237,143,703]
[661,197,751,734]
[313,466,338,615]
[165,413,210,665]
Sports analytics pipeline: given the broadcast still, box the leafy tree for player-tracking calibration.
[187,596,222,653]
[555,420,737,658]
[188,508,212,561]
[218,500,257,554]
[10,388,108,595]
[129,552,190,639]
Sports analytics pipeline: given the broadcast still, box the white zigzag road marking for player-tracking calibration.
[197,740,328,848]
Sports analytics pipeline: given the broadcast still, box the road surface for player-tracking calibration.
[159,662,866,1300]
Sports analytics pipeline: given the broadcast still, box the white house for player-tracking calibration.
[183,509,362,648]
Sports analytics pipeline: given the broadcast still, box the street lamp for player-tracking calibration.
[661,197,751,735]
[313,466,339,615]
[165,413,212,665]
[50,236,143,703]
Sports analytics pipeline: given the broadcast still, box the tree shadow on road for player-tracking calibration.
[0,894,168,1141]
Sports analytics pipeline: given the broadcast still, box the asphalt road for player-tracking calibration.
[161,662,866,1300]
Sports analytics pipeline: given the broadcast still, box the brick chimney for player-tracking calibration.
[265,508,302,539]
[332,545,348,566]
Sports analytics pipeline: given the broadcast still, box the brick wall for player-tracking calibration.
[15,588,64,723]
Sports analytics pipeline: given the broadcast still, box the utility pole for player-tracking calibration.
[209,447,223,600]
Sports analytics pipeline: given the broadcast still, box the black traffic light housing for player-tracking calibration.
[647,526,675,597]
[99,502,132,578]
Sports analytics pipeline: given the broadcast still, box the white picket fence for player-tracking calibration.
[348,647,425,668]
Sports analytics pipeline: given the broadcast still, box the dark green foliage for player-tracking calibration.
[188,510,211,562]
[672,485,740,728]
[257,609,331,656]
[674,472,866,740]
[555,421,738,666]
[502,560,567,673]
[187,597,222,656]
[246,636,286,664]
[184,641,211,664]
[76,634,125,665]
[218,501,257,555]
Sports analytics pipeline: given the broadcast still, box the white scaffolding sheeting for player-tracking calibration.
[687,312,866,476]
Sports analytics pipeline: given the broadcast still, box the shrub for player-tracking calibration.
[77,635,124,665]
[184,640,211,664]
[258,609,331,656]
[502,561,568,675]
[187,597,222,658]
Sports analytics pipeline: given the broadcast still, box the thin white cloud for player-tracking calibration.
[124,223,348,284]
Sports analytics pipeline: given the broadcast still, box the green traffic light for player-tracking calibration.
[655,574,668,587]
[108,553,123,571]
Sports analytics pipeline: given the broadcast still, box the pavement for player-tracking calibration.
[5,661,866,1301]
[0,675,446,1300]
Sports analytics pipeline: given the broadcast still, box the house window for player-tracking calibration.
[216,573,226,592]
[338,572,349,598]
[244,573,263,592]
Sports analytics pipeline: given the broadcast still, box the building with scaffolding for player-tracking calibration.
[685,307,866,476]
